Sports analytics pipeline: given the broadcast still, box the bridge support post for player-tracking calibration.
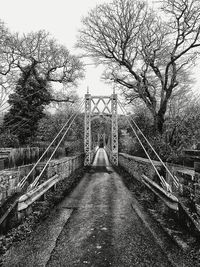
[111,93,118,165]
[84,93,92,166]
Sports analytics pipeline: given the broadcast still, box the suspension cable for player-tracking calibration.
[18,99,84,189]
[118,100,179,188]
[118,102,166,186]
[30,102,84,188]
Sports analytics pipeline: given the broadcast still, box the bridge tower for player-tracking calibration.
[84,91,118,166]
[111,93,118,165]
[84,92,92,166]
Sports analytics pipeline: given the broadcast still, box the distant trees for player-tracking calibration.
[36,111,84,145]
[91,116,112,145]
[35,109,85,154]
[166,101,200,150]
[77,0,200,133]
[118,99,200,163]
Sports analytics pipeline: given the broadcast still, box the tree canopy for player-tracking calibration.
[77,0,200,133]
[0,22,85,112]
[0,19,85,146]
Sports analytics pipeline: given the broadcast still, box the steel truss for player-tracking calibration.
[84,93,118,166]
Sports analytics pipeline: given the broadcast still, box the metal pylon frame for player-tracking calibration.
[84,92,118,166]
[84,93,91,166]
[111,93,118,165]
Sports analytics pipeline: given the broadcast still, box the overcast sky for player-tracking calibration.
[0,0,199,98]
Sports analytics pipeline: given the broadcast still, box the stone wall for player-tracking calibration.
[119,153,196,191]
[118,152,200,234]
[119,153,163,182]
[194,165,200,215]
[46,155,84,181]
[0,147,67,170]
[166,162,200,216]
[0,154,84,207]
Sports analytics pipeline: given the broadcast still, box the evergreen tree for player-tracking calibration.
[4,63,51,145]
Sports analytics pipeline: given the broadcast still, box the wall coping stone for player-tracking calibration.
[119,152,162,167]
[0,154,83,173]
[166,162,194,171]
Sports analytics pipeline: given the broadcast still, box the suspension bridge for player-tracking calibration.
[0,92,199,266]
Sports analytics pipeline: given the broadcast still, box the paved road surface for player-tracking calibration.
[3,148,175,267]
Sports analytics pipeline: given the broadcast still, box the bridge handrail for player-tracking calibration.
[141,175,178,210]
[18,174,59,211]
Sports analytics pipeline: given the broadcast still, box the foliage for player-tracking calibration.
[35,110,85,154]
[165,102,200,151]
[91,115,112,145]
[118,114,131,152]
[65,140,84,155]
[120,101,200,163]
[0,131,19,148]
[3,64,51,145]
[0,19,85,147]
[77,0,200,133]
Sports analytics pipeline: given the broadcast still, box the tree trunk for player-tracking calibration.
[154,113,165,134]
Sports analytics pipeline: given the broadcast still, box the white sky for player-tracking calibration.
[0,0,199,98]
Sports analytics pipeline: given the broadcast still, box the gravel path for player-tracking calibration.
[2,149,176,266]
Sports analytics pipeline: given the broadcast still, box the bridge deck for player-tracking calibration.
[3,149,180,266]
[92,148,110,167]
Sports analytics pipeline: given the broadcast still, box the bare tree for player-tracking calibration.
[12,30,84,86]
[77,0,200,133]
[0,20,18,112]
[0,26,85,113]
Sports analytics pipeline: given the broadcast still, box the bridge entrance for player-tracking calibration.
[84,92,118,166]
